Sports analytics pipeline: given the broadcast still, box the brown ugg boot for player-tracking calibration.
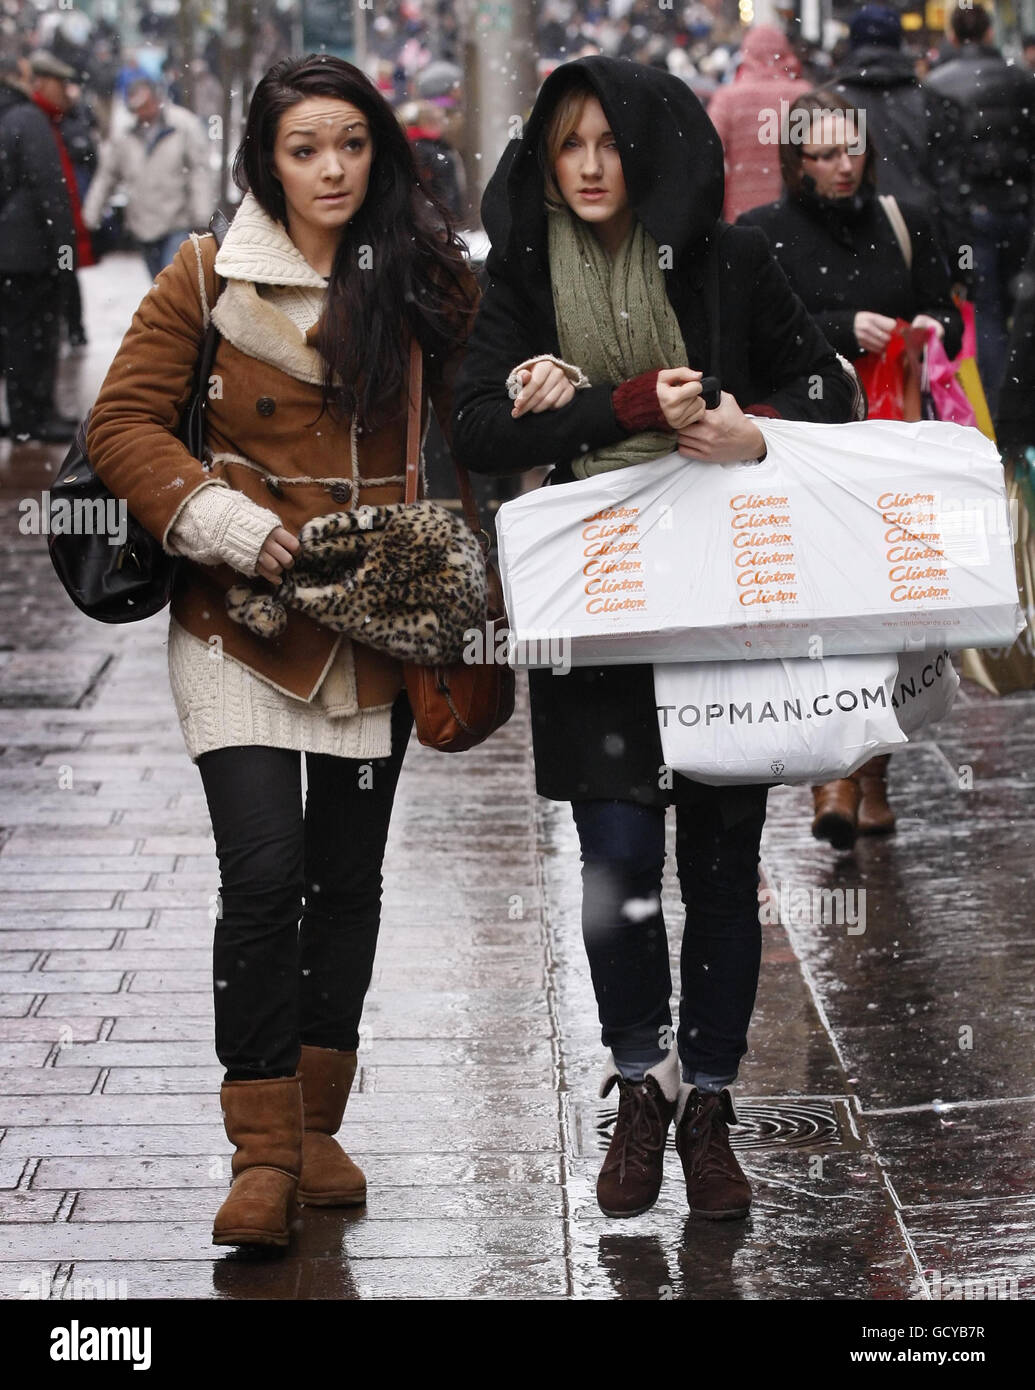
[811,778,861,850]
[855,754,896,835]
[212,1074,303,1248]
[296,1044,366,1207]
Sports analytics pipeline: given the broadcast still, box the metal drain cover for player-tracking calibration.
[575,1097,850,1156]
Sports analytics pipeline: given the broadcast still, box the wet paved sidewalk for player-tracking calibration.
[1,256,1034,1302]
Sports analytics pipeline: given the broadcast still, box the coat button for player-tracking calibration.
[330,481,352,504]
[256,396,276,416]
[265,477,283,498]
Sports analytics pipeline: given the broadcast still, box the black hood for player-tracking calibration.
[481,56,724,289]
[835,45,919,88]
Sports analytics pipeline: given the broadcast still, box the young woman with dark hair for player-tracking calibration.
[87,53,478,1248]
[453,55,858,1223]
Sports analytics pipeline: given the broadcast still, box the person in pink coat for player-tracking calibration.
[708,25,812,223]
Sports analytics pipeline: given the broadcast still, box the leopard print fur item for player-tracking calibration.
[225,502,488,666]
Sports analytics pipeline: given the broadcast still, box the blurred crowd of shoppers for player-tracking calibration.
[1,2,1034,478]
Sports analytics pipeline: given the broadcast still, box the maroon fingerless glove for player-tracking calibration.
[612,374,783,440]
[612,369,668,432]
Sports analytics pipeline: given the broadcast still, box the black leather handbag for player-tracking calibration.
[48,217,227,624]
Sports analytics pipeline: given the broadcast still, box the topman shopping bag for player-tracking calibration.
[653,648,958,786]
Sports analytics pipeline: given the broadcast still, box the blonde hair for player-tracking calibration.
[541,81,595,211]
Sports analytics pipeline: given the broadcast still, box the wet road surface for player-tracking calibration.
[0,254,1033,1300]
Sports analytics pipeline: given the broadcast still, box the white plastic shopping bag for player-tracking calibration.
[654,648,958,785]
[495,418,1022,667]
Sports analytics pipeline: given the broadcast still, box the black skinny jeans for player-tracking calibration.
[572,782,768,1087]
[196,693,412,1081]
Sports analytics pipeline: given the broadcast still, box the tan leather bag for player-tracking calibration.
[402,336,516,751]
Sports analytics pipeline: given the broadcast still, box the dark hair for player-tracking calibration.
[951,3,992,43]
[232,53,475,432]
[778,88,877,195]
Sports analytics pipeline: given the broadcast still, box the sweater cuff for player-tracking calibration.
[167,482,282,576]
[505,354,591,399]
[220,497,284,577]
[612,370,668,432]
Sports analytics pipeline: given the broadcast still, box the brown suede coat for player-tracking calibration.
[87,233,478,704]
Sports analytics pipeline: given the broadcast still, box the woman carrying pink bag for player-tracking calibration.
[921,300,997,439]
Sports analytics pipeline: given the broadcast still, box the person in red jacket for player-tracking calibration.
[707,25,811,223]
[29,50,94,357]
[30,53,95,268]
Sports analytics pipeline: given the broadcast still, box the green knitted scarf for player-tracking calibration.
[547,204,688,479]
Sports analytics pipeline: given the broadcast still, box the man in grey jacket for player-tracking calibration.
[82,78,213,279]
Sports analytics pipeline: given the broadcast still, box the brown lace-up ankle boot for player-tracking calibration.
[811,777,861,850]
[675,1086,751,1221]
[855,754,896,835]
[297,1044,366,1206]
[596,1050,679,1218]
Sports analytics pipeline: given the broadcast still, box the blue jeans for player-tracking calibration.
[968,206,1031,417]
[572,787,768,1088]
[140,227,192,281]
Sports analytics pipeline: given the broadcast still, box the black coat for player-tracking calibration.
[451,56,855,813]
[925,42,1035,223]
[996,222,1035,454]
[738,186,963,364]
[831,46,955,234]
[0,80,75,275]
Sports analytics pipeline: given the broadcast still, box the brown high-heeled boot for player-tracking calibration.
[855,754,896,834]
[212,1074,303,1248]
[811,778,861,850]
[296,1044,366,1206]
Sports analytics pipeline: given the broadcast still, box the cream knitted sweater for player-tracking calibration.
[164,207,395,762]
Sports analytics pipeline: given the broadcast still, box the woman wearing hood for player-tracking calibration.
[452,56,858,1222]
[706,24,812,222]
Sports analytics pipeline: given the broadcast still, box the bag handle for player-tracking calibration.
[696,231,723,408]
[404,333,485,540]
[878,195,913,272]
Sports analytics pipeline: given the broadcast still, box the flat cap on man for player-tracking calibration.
[30,50,77,81]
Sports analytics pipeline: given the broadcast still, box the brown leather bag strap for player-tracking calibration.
[405,333,423,505]
[405,332,485,538]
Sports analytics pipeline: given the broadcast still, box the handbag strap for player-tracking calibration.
[404,332,484,539]
[879,195,913,272]
[707,231,721,377]
[185,215,229,457]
